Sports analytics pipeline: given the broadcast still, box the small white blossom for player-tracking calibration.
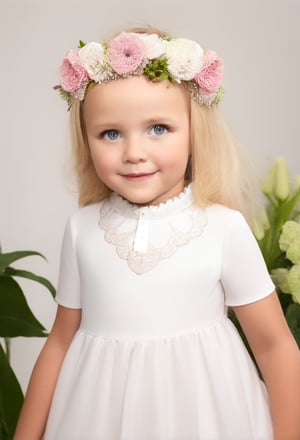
[165,38,204,81]
[79,42,112,82]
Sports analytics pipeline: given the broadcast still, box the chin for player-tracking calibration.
[119,192,157,206]
[126,196,153,206]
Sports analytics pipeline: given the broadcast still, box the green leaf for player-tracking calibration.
[144,58,171,82]
[5,267,56,298]
[58,88,72,108]
[0,277,47,337]
[0,419,10,440]
[78,40,86,48]
[213,86,225,105]
[0,343,24,438]
[0,251,45,273]
[86,81,96,93]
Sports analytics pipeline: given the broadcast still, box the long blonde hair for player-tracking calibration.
[190,100,254,219]
[69,27,255,221]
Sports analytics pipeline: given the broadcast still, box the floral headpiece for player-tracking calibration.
[55,32,224,109]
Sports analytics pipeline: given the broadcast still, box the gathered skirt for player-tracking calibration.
[43,318,273,440]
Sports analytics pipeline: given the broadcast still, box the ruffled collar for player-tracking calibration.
[98,185,206,274]
[108,184,194,220]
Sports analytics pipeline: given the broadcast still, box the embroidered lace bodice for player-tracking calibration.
[98,185,207,274]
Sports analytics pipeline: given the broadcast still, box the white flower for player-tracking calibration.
[79,42,112,82]
[287,264,300,304]
[271,268,290,293]
[165,38,204,81]
[137,33,166,59]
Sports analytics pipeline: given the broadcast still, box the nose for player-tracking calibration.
[122,136,147,163]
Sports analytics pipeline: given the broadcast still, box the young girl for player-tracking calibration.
[14,27,300,440]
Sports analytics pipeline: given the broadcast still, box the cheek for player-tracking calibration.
[156,151,189,177]
[158,136,190,169]
[89,145,115,178]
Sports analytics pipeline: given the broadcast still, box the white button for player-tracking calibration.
[133,215,149,253]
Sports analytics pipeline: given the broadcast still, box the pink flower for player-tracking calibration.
[108,32,145,75]
[194,50,224,94]
[60,50,89,93]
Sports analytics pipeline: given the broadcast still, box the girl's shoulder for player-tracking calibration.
[72,201,102,216]
[67,200,105,229]
[204,203,245,222]
[203,203,250,235]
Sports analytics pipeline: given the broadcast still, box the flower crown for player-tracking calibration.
[55,32,224,109]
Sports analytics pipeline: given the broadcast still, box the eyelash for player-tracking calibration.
[99,124,169,141]
[101,129,120,141]
[149,124,168,136]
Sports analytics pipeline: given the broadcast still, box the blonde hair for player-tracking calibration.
[189,100,255,219]
[69,27,255,222]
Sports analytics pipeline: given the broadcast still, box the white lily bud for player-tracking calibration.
[274,157,290,201]
[260,163,276,196]
[253,218,265,241]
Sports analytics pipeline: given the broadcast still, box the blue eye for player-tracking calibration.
[103,130,119,141]
[150,124,167,136]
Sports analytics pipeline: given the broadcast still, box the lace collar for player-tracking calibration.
[98,185,207,274]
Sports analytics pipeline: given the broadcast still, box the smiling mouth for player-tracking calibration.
[121,171,157,181]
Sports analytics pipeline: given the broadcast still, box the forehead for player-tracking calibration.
[82,76,190,123]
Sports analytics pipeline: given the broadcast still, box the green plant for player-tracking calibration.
[229,158,300,372]
[0,249,55,440]
[253,157,300,346]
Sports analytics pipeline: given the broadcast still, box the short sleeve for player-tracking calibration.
[55,217,82,308]
[221,211,275,306]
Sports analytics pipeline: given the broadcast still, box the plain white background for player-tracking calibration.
[0,0,299,390]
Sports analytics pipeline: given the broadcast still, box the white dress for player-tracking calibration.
[44,186,274,440]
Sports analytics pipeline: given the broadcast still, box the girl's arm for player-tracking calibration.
[233,291,300,440]
[13,305,82,440]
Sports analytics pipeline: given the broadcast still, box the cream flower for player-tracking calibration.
[138,33,166,59]
[79,42,112,82]
[165,38,204,81]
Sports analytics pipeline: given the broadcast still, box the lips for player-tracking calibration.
[121,171,158,181]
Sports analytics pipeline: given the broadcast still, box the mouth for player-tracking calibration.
[121,171,158,182]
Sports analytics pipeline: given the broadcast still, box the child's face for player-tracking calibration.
[82,76,191,205]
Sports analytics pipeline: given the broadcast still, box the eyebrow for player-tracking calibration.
[89,117,179,128]
[143,117,179,125]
